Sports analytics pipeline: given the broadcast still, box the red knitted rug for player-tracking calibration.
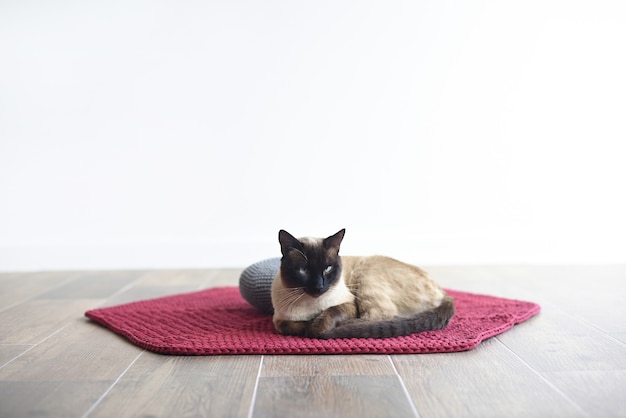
[85,287,540,355]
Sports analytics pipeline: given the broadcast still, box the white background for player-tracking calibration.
[1,0,625,270]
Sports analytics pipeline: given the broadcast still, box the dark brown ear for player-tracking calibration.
[324,228,345,252]
[278,230,303,256]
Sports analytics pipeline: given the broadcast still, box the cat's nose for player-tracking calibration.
[309,279,324,296]
[310,285,323,294]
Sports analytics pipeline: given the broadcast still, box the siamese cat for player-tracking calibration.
[271,229,455,339]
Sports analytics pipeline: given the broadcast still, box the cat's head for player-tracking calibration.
[278,229,345,297]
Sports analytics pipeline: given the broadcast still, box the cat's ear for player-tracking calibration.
[278,229,303,256]
[324,228,345,251]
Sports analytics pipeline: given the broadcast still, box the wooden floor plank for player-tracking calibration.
[1,266,624,418]
[0,344,33,368]
[88,354,261,418]
[35,270,146,300]
[255,354,415,417]
[96,269,237,308]
[428,265,534,303]
[497,265,626,333]
[0,319,144,417]
[97,285,207,308]
[131,269,218,288]
[0,272,19,281]
[543,370,626,417]
[0,380,115,418]
[204,268,242,288]
[0,298,100,344]
[497,305,626,373]
[0,271,83,311]
[0,319,143,381]
[253,375,416,418]
[392,338,586,418]
[261,354,395,377]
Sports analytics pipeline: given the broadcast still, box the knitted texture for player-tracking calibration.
[238,257,279,314]
[85,287,540,355]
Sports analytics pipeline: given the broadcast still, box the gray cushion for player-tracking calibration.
[238,257,280,314]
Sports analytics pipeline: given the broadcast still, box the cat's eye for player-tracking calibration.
[323,265,333,275]
[298,267,307,275]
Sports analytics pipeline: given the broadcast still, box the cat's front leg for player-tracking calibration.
[274,319,309,336]
[305,302,357,338]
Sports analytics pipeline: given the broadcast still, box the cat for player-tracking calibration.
[271,228,455,339]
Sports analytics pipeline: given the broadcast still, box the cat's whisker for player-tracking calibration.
[273,289,304,306]
[273,287,306,312]
[285,292,306,311]
[275,286,305,294]
[274,292,298,308]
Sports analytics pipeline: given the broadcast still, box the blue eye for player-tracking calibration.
[298,267,307,275]
[323,265,333,275]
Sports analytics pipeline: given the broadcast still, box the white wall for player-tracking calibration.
[1,0,625,270]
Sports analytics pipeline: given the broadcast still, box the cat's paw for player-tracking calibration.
[304,312,336,338]
[274,319,308,336]
[304,302,357,338]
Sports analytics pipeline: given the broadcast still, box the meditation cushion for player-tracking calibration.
[238,257,280,314]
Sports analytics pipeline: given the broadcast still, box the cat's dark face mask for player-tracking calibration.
[278,229,345,297]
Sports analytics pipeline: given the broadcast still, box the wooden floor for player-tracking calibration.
[0,265,624,417]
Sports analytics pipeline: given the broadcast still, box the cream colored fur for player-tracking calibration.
[271,255,446,324]
[271,271,354,322]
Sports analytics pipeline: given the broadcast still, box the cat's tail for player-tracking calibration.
[319,295,455,339]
